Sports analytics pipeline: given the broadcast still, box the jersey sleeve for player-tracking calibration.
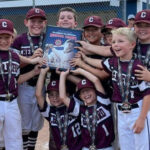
[39,101,51,119]
[96,91,111,106]
[102,58,112,75]
[11,35,22,55]
[138,81,150,96]
[68,96,80,117]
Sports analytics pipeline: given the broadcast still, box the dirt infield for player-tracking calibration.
[35,119,49,150]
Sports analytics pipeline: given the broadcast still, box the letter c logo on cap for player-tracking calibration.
[108,19,113,24]
[81,79,86,85]
[141,12,146,18]
[2,22,7,28]
[89,17,94,23]
[35,8,40,14]
[51,81,56,86]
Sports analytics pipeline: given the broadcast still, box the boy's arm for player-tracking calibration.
[71,57,109,80]
[73,51,103,69]
[56,68,81,85]
[77,41,113,57]
[59,70,71,107]
[35,67,49,109]
[67,74,81,85]
[17,65,40,84]
[133,94,150,133]
[19,55,46,66]
[71,68,105,94]
[19,48,44,67]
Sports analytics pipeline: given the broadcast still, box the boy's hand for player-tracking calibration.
[77,51,87,62]
[32,48,43,58]
[134,65,150,81]
[70,68,82,75]
[75,41,93,55]
[40,66,50,75]
[56,68,61,75]
[133,116,145,134]
[31,57,47,65]
[60,69,70,77]
[70,57,84,67]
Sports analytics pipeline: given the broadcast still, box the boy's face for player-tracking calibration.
[79,87,96,106]
[134,22,150,44]
[0,34,13,50]
[83,26,102,45]
[112,34,135,60]
[48,90,62,107]
[57,11,77,29]
[128,19,135,26]
[104,32,112,45]
[24,17,47,36]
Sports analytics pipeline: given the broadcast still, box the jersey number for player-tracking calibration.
[71,122,81,137]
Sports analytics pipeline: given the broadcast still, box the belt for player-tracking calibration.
[118,103,139,111]
[0,95,16,102]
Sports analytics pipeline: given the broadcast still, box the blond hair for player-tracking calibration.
[111,27,137,42]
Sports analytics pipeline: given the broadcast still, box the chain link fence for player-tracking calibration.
[0,0,150,35]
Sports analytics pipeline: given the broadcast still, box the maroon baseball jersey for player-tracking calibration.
[68,91,115,149]
[11,32,45,86]
[102,57,150,103]
[39,101,82,150]
[0,50,20,96]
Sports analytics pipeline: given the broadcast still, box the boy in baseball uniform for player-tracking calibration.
[11,8,47,150]
[85,27,150,150]
[0,18,44,150]
[59,68,115,150]
[35,67,82,150]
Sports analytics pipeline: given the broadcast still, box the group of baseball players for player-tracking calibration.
[0,5,150,150]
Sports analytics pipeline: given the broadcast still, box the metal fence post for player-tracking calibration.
[33,0,35,8]
[147,0,149,9]
[122,0,127,23]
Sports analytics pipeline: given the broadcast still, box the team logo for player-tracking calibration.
[51,81,56,86]
[2,21,7,28]
[140,12,146,18]
[35,8,40,14]
[88,17,94,23]
[81,79,87,85]
[108,19,113,25]
[55,39,62,46]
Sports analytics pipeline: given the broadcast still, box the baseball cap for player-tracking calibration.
[83,16,103,29]
[47,80,59,92]
[76,78,95,97]
[128,14,135,20]
[26,8,46,20]
[105,18,127,29]
[0,19,14,36]
[135,9,150,24]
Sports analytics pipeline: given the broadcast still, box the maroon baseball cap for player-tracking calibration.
[135,9,150,24]
[47,80,59,92]
[26,8,46,20]
[83,16,103,28]
[76,78,95,97]
[0,19,14,36]
[105,18,127,29]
